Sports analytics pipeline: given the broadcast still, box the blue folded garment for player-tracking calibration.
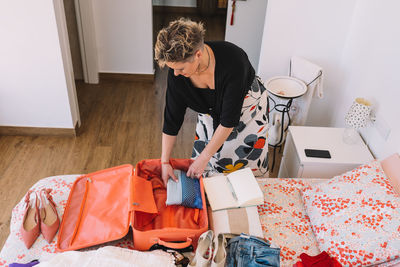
[166,169,203,209]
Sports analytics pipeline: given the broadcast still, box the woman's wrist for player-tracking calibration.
[161,157,170,164]
[199,151,212,162]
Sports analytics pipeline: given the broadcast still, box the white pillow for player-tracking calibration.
[302,160,400,266]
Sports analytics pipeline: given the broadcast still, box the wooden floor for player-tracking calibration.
[0,10,282,249]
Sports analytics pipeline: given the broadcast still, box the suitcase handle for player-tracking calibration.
[156,237,192,249]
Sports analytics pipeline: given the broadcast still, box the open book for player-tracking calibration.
[203,168,264,211]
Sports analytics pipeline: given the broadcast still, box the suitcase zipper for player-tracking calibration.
[69,177,91,246]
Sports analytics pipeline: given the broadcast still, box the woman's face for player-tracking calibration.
[166,50,201,78]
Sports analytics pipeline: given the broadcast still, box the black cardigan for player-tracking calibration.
[163,41,255,136]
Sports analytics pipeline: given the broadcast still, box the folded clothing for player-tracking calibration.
[9,260,40,267]
[209,206,263,238]
[166,170,203,209]
[293,251,342,267]
[36,246,175,267]
[226,233,280,267]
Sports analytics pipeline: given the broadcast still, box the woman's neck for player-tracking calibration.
[196,45,214,76]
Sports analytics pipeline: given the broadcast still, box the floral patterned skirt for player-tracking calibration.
[191,77,269,177]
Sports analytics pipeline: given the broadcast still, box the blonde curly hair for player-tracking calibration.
[155,18,205,67]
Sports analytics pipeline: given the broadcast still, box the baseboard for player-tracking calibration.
[0,126,76,137]
[99,73,154,83]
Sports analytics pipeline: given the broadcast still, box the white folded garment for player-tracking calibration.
[289,56,324,125]
[37,246,175,267]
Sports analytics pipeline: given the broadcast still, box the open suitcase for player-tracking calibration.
[57,159,208,252]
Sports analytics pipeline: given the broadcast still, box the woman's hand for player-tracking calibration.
[161,163,177,185]
[161,133,178,185]
[187,154,209,178]
[187,125,233,178]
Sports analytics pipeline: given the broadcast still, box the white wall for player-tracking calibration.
[91,1,154,74]
[0,0,75,128]
[334,0,400,158]
[225,0,268,70]
[258,0,400,158]
[258,0,357,127]
[152,0,196,7]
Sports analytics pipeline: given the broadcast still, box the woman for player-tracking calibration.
[155,18,268,184]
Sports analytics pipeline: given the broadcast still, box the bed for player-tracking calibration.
[257,177,400,266]
[256,154,400,266]
[1,155,400,266]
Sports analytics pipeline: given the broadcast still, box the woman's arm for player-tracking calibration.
[161,133,178,185]
[187,125,233,178]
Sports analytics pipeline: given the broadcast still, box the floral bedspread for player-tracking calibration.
[256,177,400,267]
[257,178,323,266]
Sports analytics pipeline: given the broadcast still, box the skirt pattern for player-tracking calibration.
[191,77,269,177]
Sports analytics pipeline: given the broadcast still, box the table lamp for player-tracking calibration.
[343,97,372,144]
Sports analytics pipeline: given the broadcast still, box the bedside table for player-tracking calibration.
[278,126,374,178]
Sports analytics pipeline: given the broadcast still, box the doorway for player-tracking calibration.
[152,0,228,99]
[153,0,228,64]
[153,0,228,45]
[63,0,84,81]
[58,1,230,135]
[152,0,229,154]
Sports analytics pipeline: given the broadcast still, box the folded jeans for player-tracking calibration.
[225,233,280,267]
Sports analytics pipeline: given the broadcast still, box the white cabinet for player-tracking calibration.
[278,126,374,178]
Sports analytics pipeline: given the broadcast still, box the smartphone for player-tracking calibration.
[304,149,331,159]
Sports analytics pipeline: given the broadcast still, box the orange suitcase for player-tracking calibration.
[57,159,208,252]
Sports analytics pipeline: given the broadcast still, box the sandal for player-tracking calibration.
[211,233,227,267]
[20,191,40,249]
[39,188,60,243]
[189,230,214,267]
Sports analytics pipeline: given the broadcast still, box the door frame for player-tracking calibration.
[53,0,81,128]
[74,0,99,84]
[52,0,100,129]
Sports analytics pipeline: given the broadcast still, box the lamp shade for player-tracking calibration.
[345,98,372,129]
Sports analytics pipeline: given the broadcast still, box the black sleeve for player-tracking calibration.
[219,58,253,128]
[162,70,187,136]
